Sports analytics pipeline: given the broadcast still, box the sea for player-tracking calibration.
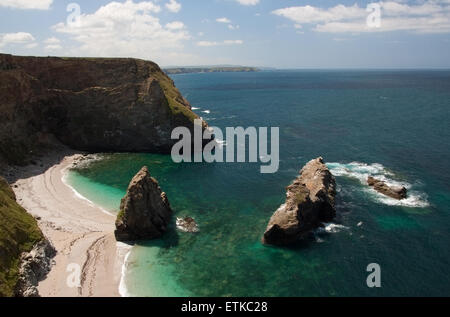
[65,70,450,296]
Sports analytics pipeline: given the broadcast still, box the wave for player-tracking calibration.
[363,187,430,208]
[61,166,116,217]
[314,223,350,243]
[316,223,349,234]
[327,162,429,208]
[202,110,211,114]
[64,155,134,297]
[191,107,200,110]
[118,244,133,297]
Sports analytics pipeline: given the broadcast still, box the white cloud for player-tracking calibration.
[216,17,232,23]
[228,24,240,30]
[0,32,35,47]
[45,44,62,51]
[235,0,260,6]
[165,21,185,30]
[216,17,240,30]
[197,39,243,47]
[272,4,364,24]
[197,41,219,47]
[52,0,191,65]
[44,37,61,44]
[165,0,181,13]
[223,40,243,45]
[272,1,450,34]
[0,0,52,10]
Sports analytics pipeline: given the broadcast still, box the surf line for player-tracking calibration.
[171,119,279,174]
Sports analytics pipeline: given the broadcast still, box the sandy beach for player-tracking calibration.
[11,153,130,297]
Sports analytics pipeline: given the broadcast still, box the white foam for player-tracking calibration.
[326,162,392,184]
[202,110,211,114]
[118,245,133,297]
[61,158,116,217]
[314,223,349,242]
[322,223,349,233]
[192,107,200,110]
[364,188,430,208]
[327,162,429,208]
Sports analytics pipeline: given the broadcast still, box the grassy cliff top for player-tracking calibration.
[0,177,43,297]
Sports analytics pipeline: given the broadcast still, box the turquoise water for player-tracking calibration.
[68,70,450,296]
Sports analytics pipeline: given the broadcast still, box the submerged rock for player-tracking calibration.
[263,157,337,246]
[367,176,407,200]
[176,217,199,233]
[114,167,172,241]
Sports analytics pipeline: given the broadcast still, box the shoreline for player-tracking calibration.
[12,152,131,297]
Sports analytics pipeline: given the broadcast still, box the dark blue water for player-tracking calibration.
[69,70,450,296]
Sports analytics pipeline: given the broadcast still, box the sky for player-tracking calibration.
[0,0,450,68]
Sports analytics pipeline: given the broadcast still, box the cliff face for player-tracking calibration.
[0,54,200,165]
[115,166,172,241]
[263,157,337,246]
[0,176,54,297]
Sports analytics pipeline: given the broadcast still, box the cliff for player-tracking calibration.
[263,157,337,246]
[115,167,172,241]
[0,54,200,296]
[0,54,201,166]
[0,177,54,297]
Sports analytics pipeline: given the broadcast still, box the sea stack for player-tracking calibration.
[263,157,337,246]
[367,176,407,200]
[114,167,172,241]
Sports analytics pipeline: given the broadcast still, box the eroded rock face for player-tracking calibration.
[15,239,56,297]
[367,176,407,200]
[114,167,172,241]
[263,157,337,246]
[0,54,200,165]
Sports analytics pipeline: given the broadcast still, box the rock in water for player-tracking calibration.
[263,157,337,246]
[114,167,172,241]
[367,176,407,200]
[176,217,199,233]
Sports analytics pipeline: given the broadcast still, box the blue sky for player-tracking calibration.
[0,0,449,68]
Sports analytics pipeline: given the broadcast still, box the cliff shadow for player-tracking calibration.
[0,146,83,184]
[137,223,181,250]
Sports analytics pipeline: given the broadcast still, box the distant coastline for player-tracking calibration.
[164,66,260,75]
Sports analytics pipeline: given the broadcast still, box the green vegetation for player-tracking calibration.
[164,66,259,75]
[153,72,198,123]
[117,209,125,222]
[293,188,310,206]
[0,177,43,297]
